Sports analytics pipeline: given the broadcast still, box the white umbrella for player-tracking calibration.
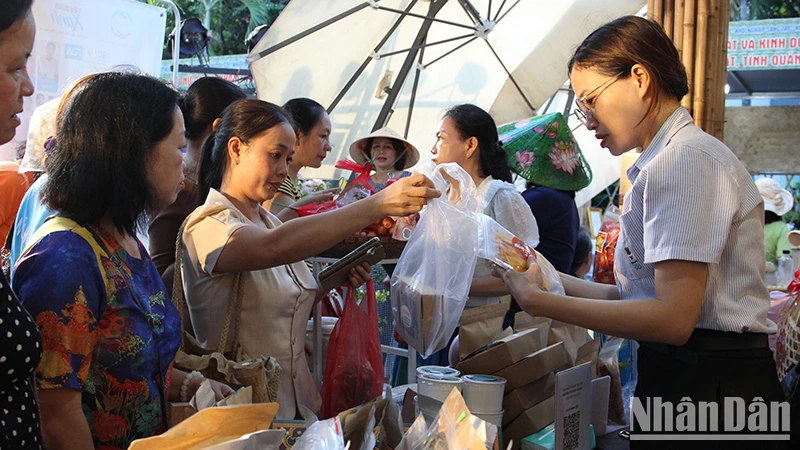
[248,0,644,180]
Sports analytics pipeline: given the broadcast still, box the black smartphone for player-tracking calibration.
[317,237,385,291]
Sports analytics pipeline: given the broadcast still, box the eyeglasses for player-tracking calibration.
[573,71,626,127]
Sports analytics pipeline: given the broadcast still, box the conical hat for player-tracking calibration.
[348,126,420,170]
[498,112,592,191]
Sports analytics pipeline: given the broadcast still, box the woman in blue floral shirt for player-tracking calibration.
[13,73,233,450]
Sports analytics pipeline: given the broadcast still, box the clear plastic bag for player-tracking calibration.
[291,416,345,450]
[390,162,481,358]
[477,215,565,295]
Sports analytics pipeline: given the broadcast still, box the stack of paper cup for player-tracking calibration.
[416,365,461,379]
[462,374,506,426]
[417,373,464,403]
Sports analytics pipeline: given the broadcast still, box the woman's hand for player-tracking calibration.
[346,262,372,288]
[492,257,549,314]
[374,173,440,217]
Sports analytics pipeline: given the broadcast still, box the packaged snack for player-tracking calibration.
[593,205,621,285]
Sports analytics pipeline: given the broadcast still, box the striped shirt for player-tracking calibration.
[615,107,776,334]
[277,177,301,201]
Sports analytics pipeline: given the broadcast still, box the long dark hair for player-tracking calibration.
[282,98,326,136]
[198,99,295,203]
[1,0,32,33]
[568,16,688,119]
[180,77,246,141]
[43,72,180,236]
[444,104,512,183]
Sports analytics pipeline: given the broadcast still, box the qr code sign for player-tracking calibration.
[563,410,580,450]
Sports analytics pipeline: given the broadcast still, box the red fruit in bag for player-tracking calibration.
[321,279,384,418]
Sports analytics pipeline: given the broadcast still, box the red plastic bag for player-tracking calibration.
[321,279,384,418]
[295,159,377,217]
[593,206,621,285]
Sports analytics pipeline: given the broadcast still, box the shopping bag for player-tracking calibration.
[390,162,481,358]
[593,205,621,285]
[776,268,800,379]
[321,279,384,418]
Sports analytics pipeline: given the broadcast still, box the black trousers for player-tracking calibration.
[631,332,793,450]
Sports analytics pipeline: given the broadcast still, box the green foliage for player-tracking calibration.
[730,0,800,21]
[140,0,289,57]
[784,181,800,229]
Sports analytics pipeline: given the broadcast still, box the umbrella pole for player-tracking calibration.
[373,0,449,131]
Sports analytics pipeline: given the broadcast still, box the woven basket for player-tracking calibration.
[776,293,800,379]
[318,236,406,259]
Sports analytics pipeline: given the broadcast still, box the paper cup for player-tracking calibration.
[472,410,504,427]
[416,365,461,379]
[417,374,464,403]
[462,374,506,413]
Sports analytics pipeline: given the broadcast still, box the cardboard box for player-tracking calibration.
[393,276,449,354]
[495,342,571,393]
[502,373,556,426]
[503,396,555,449]
[457,327,542,375]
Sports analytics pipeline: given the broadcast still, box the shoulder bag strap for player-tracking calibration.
[174,216,243,354]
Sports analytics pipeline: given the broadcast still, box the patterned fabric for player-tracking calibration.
[13,219,181,449]
[1,270,43,449]
[615,107,776,335]
[277,177,301,202]
[369,170,411,192]
[498,113,592,191]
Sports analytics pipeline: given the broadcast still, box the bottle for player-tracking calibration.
[777,250,794,289]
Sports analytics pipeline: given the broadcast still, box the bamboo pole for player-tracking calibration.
[703,0,719,135]
[654,0,665,26]
[681,0,696,112]
[716,0,730,140]
[665,0,675,39]
[674,0,685,60]
[693,0,709,129]
[647,0,656,21]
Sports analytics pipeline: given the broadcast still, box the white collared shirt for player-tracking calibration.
[615,107,776,334]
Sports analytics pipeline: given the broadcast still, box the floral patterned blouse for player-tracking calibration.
[13,218,180,450]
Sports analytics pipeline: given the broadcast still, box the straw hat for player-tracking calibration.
[756,178,794,216]
[498,112,592,191]
[348,127,420,170]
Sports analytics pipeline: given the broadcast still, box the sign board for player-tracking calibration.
[727,18,800,70]
[1,0,167,160]
[159,54,251,90]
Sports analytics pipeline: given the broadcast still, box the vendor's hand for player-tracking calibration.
[347,262,372,288]
[375,173,440,217]
[492,257,548,313]
[292,188,338,208]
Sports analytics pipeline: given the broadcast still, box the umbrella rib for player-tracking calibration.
[405,40,427,139]
[455,0,482,25]
[488,0,492,20]
[379,33,473,58]
[255,2,371,59]
[423,36,478,68]
[375,5,475,31]
[496,0,523,24]
[328,0,419,112]
[492,0,508,21]
[484,40,536,113]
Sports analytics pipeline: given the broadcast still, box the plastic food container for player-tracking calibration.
[416,365,461,379]
[417,374,464,403]
[462,374,506,413]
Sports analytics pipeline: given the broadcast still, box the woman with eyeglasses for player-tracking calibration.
[498,16,785,448]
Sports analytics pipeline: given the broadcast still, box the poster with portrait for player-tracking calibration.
[1,0,167,160]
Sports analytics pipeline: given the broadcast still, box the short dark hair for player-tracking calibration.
[0,0,33,34]
[765,210,783,225]
[180,77,246,141]
[444,104,512,183]
[364,137,407,171]
[570,228,593,276]
[282,98,326,136]
[198,99,295,203]
[568,16,688,120]
[43,72,180,236]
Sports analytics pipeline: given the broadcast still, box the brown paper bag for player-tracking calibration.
[514,313,589,365]
[458,303,509,359]
[129,404,279,450]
